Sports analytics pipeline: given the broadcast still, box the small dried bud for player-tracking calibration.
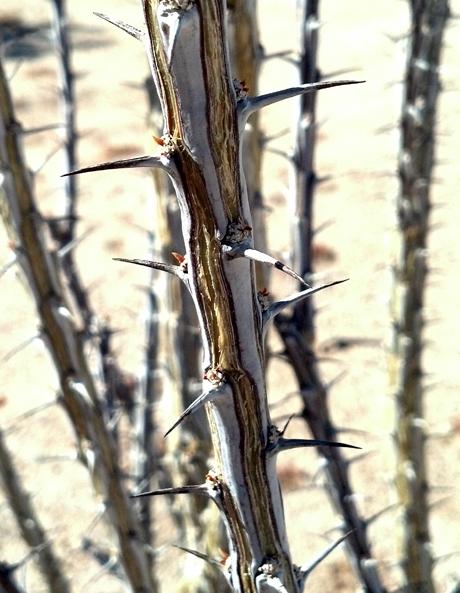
[233,78,249,100]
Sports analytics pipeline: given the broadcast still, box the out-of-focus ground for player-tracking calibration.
[0,2,459,593]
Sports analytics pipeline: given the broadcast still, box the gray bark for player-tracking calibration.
[390,2,450,593]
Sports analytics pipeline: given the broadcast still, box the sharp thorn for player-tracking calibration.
[300,530,354,580]
[365,503,398,527]
[58,226,95,258]
[240,247,309,287]
[1,334,41,366]
[130,484,208,499]
[164,385,227,438]
[22,123,65,135]
[273,437,361,455]
[264,279,348,327]
[172,544,222,568]
[280,414,296,436]
[94,12,143,40]
[113,257,184,279]
[62,155,168,177]
[240,80,364,121]
[0,256,17,278]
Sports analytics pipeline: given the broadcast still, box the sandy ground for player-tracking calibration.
[0,2,459,593]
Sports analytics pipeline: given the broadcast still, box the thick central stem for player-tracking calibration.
[143,1,296,591]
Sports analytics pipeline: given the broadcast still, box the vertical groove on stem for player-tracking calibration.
[144,79,219,593]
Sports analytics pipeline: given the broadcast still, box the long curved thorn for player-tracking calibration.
[300,530,354,582]
[113,257,185,280]
[272,437,361,455]
[62,154,168,177]
[94,12,143,40]
[164,385,227,438]
[239,80,364,122]
[131,484,208,499]
[264,279,348,327]
[240,247,309,286]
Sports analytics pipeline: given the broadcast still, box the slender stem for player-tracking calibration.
[0,427,71,593]
[275,2,386,592]
[391,2,449,592]
[0,58,155,593]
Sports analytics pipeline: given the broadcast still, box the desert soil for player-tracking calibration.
[0,2,459,593]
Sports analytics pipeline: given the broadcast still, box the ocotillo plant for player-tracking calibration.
[275,3,386,592]
[49,0,127,445]
[390,1,449,593]
[65,3,362,592]
[0,58,155,593]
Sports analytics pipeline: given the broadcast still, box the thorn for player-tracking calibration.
[113,257,186,281]
[22,123,65,135]
[345,450,376,467]
[365,503,398,527]
[325,369,347,391]
[164,384,227,437]
[34,142,63,175]
[262,49,294,61]
[0,255,17,279]
[265,146,293,162]
[238,247,309,286]
[263,279,348,327]
[280,414,296,436]
[130,484,208,499]
[58,226,95,259]
[4,400,57,435]
[94,12,143,39]
[261,127,291,145]
[271,437,361,455]
[62,154,169,177]
[312,219,334,237]
[1,334,41,366]
[239,80,364,123]
[300,530,354,581]
[269,391,300,411]
[172,545,222,568]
